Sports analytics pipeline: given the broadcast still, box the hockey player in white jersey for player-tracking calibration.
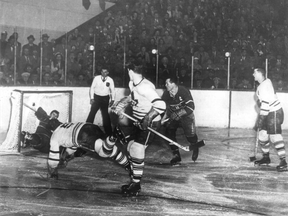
[253,68,287,172]
[111,63,166,196]
[47,121,131,179]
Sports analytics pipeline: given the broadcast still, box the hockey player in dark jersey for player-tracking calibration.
[253,68,287,172]
[47,121,131,179]
[111,63,166,196]
[161,76,205,166]
[21,107,61,153]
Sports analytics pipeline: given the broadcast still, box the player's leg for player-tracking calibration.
[122,121,160,196]
[268,109,287,171]
[182,113,203,162]
[47,131,62,179]
[86,94,101,123]
[99,96,113,136]
[80,124,131,172]
[165,121,181,166]
[254,130,271,165]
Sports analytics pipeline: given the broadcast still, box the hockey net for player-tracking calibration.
[0,90,72,152]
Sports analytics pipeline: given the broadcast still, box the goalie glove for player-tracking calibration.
[135,107,159,130]
[111,97,131,115]
[169,108,187,121]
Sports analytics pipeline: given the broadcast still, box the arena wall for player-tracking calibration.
[0,87,287,137]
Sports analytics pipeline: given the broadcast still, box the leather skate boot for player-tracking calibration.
[170,150,181,166]
[121,182,141,196]
[112,126,127,145]
[254,153,271,166]
[192,148,199,162]
[276,158,288,172]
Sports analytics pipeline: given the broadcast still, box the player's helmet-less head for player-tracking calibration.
[50,110,59,119]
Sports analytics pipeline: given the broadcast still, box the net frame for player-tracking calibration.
[0,89,73,153]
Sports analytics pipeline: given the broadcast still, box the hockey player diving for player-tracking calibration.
[253,68,287,172]
[47,121,132,180]
[111,63,166,196]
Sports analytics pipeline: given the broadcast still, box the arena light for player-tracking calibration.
[225,52,231,57]
[88,44,95,51]
[152,49,158,54]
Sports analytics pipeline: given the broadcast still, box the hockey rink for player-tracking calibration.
[0,127,288,216]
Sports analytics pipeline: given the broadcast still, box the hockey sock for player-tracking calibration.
[128,142,145,183]
[270,134,286,158]
[102,137,116,157]
[111,148,129,167]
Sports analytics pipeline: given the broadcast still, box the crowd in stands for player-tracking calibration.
[0,0,288,91]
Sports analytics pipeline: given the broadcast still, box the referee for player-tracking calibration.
[86,66,115,135]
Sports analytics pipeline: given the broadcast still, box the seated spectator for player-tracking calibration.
[42,72,52,86]
[274,79,287,91]
[236,76,253,90]
[0,71,7,85]
[18,72,31,85]
[66,72,76,86]
[178,68,191,88]
[75,73,87,87]
[212,77,225,89]
[30,73,40,85]
[51,52,65,77]
[30,49,40,71]
[202,69,215,89]
[136,46,150,67]
[51,72,64,86]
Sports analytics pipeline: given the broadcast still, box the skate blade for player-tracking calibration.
[254,163,270,167]
[171,163,181,167]
[277,167,288,172]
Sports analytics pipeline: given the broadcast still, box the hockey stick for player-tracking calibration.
[23,101,37,112]
[121,112,205,152]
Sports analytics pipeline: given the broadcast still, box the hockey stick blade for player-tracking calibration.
[189,140,205,151]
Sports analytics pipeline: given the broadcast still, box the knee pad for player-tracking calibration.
[259,130,269,143]
[94,138,105,156]
[187,135,198,144]
[127,141,145,159]
[269,134,283,143]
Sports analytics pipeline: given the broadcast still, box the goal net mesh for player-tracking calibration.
[0,90,72,152]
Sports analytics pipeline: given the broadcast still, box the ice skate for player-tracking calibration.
[112,126,127,145]
[276,158,288,172]
[170,150,181,166]
[121,182,141,197]
[254,153,271,166]
[192,148,199,162]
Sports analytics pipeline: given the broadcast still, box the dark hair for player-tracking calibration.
[50,110,59,116]
[166,75,178,84]
[254,68,265,76]
[127,62,143,74]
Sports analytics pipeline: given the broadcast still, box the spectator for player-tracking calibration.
[39,34,54,62]
[22,35,38,56]
[0,71,7,85]
[18,72,30,85]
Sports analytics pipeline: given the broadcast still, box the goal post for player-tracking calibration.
[0,89,73,153]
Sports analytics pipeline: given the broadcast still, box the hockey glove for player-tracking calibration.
[170,109,187,121]
[256,115,267,131]
[111,97,131,115]
[135,107,159,130]
[109,100,115,107]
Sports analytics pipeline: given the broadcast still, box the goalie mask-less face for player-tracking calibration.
[50,111,59,120]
